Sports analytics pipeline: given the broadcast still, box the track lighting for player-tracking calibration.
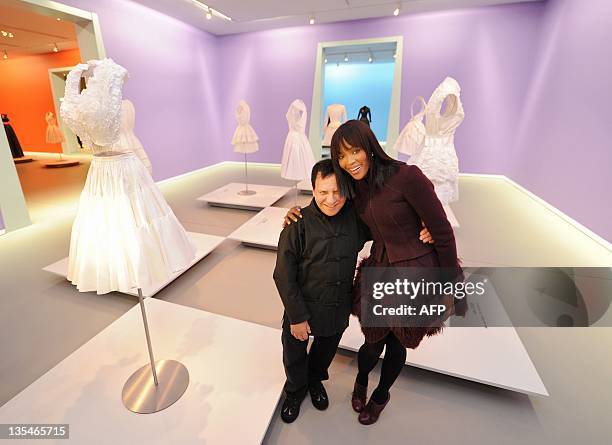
[53,43,59,53]
[1,31,7,37]
[3,50,7,60]
[206,7,212,20]
[393,6,400,16]
[189,1,232,21]
[344,54,349,62]
[324,57,328,63]
[309,16,315,25]
[8,32,14,38]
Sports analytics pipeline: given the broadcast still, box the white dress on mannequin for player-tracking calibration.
[281,99,316,181]
[231,100,259,153]
[111,99,153,175]
[394,96,426,157]
[406,77,465,205]
[322,103,347,146]
[60,59,195,294]
[45,111,65,144]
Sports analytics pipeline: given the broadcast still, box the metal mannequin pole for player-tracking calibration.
[138,288,158,386]
[122,288,189,414]
[238,152,256,196]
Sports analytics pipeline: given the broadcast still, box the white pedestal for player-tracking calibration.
[42,232,225,298]
[0,299,285,444]
[340,318,547,396]
[197,182,291,210]
[228,207,288,249]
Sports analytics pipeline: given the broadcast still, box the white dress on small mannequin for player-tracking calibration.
[406,77,465,205]
[231,100,259,153]
[45,111,65,144]
[111,99,153,174]
[60,58,195,294]
[322,103,347,146]
[394,96,426,157]
[281,99,316,181]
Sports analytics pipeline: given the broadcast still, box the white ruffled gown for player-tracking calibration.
[60,59,195,294]
[406,77,465,205]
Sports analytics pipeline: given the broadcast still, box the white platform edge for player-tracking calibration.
[0,299,285,445]
[227,207,289,249]
[196,182,291,210]
[339,318,549,397]
[42,232,226,298]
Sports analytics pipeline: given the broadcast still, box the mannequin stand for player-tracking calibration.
[238,152,257,196]
[122,288,189,414]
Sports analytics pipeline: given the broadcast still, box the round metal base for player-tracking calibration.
[44,160,80,168]
[237,189,257,196]
[122,359,189,414]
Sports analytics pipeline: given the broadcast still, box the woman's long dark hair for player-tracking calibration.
[330,120,401,196]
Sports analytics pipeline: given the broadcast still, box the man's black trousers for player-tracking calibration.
[281,326,344,399]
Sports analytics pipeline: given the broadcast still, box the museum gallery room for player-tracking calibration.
[0,0,610,443]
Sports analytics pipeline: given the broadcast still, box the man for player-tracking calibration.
[273,159,433,423]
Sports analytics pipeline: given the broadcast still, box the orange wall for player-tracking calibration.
[0,49,81,153]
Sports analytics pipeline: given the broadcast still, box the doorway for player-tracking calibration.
[0,0,105,231]
[309,36,403,160]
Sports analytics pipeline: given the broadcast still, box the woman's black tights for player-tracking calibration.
[356,333,407,404]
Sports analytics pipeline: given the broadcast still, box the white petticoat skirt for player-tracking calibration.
[408,139,459,205]
[280,131,316,181]
[68,152,196,294]
[232,124,259,154]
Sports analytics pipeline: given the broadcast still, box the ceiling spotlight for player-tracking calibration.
[309,16,315,25]
[8,32,14,38]
[344,54,349,62]
[3,50,7,60]
[368,56,373,63]
[1,31,7,37]
[324,57,328,63]
[393,52,397,59]
[393,7,400,16]
[206,7,212,19]
[53,43,59,52]
[57,17,61,21]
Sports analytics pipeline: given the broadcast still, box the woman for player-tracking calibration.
[286,120,465,425]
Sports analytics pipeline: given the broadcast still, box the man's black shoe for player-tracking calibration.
[281,394,304,423]
[309,381,329,410]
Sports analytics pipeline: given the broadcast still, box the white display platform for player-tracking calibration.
[0,299,285,444]
[340,318,548,396]
[196,182,291,210]
[443,204,460,228]
[42,232,225,298]
[228,206,288,249]
[297,179,312,194]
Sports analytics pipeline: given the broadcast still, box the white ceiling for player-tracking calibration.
[131,0,543,36]
[0,2,78,59]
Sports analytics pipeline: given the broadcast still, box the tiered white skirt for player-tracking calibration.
[67,152,196,294]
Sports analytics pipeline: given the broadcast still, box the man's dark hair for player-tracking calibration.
[310,159,349,196]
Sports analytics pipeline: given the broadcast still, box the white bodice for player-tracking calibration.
[60,59,128,151]
[286,99,307,133]
[235,100,252,126]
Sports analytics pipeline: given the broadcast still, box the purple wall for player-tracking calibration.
[216,2,544,175]
[511,0,612,242]
[60,0,223,181]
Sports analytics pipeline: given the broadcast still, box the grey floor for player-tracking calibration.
[0,163,611,444]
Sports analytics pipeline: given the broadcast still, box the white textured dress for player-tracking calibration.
[111,99,153,174]
[406,77,465,205]
[322,103,347,146]
[45,111,65,144]
[60,59,196,294]
[280,99,316,181]
[231,100,259,153]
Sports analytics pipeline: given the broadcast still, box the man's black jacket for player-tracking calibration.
[273,199,370,337]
